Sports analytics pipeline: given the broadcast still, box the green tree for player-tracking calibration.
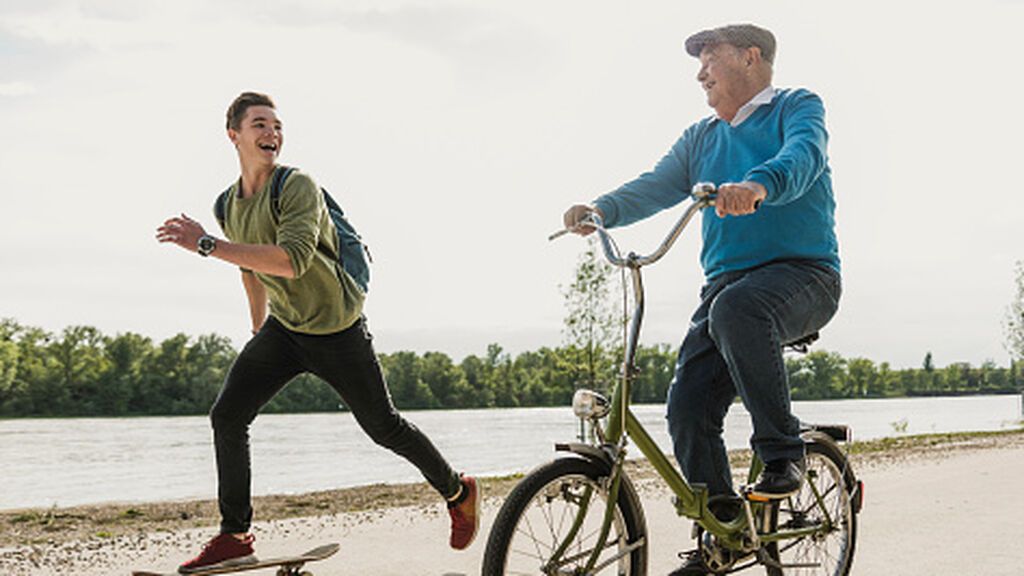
[920,352,937,393]
[421,351,472,408]
[139,333,195,414]
[460,350,496,408]
[100,332,154,415]
[380,351,439,409]
[561,238,621,392]
[791,351,847,399]
[15,326,60,414]
[265,373,342,413]
[1005,260,1024,362]
[632,344,675,403]
[483,344,519,407]
[181,333,235,410]
[48,326,110,415]
[0,319,22,414]
[845,357,877,397]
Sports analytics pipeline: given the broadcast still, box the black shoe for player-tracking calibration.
[750,457,805,499]
[669,550,710,576]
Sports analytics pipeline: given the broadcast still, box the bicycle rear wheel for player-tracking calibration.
[764,433,857,576]
[482,456,647,576]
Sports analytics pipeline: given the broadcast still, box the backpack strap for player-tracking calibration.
[214,188,231,230]
[268,165,298,215]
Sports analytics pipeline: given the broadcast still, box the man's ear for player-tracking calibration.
[227,128,239,147]
[746,46,762,67]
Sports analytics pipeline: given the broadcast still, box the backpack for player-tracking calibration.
[214,166,372,293]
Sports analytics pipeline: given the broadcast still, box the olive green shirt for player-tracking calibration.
[219,168,364,334]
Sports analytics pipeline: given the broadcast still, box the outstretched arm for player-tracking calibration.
[156,213,296,278]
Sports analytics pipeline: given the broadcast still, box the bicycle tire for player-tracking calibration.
[482,456,648,576]
[764,432,857,576]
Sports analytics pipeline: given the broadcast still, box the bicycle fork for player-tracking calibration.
[542,446,642,576]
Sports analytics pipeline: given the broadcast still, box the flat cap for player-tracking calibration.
[684,24,776,64]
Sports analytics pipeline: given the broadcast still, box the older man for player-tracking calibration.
[562,24,841,574]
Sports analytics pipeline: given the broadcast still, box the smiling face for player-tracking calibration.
[228,105,283,169]
[696,43,766,122]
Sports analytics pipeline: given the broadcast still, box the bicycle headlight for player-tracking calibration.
[572,389,610,420]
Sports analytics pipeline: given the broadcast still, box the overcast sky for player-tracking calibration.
[2,0,1022,369]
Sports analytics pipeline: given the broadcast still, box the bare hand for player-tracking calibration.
[562,204,604,236]
[156,214,206,253]
[714,182,767,218]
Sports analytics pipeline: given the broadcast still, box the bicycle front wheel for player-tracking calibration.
[764,433,857,576]
[482,456,647,576]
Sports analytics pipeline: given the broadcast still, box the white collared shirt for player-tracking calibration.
[726,85,777,127]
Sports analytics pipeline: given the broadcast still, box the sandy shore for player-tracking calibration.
[2,428,1022,575]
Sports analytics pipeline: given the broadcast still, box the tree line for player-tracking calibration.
[1,318,1020,418]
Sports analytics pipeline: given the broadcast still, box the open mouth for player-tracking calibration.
[258,143,278,153]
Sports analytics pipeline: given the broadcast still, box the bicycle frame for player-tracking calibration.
[557,184,834,572]
[590,186,754,540]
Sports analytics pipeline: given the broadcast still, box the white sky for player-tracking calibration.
[1,0,1022,369]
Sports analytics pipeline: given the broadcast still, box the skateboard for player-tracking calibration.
[132,543,339,576]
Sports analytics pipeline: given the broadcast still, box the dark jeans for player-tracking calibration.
[210,316,461,534]
[666,260,841,497]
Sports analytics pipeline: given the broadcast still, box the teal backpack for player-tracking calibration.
[214,166,372,293]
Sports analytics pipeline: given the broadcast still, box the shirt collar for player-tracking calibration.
[723,85,777,127]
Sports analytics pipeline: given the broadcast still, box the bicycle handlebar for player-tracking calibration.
[552,182,717,268]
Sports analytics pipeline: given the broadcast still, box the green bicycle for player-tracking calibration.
[482,184,863,576]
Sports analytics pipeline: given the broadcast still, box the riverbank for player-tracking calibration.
[2,427,1021,575]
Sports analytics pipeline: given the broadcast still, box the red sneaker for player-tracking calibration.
[178,533,257,574]
[448,475,481,550]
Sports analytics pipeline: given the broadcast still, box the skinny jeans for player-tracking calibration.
[210,316,460,534]
[666,259,841,497]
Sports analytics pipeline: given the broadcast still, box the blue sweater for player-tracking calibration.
[594,88,840,280]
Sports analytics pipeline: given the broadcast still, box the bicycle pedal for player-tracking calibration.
[742,486,795,503]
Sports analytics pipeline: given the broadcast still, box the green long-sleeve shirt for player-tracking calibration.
[218,168,364,334]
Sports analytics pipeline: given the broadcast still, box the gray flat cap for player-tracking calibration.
[684,24,776,64]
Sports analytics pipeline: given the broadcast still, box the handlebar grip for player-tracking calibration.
[548,229,570,241]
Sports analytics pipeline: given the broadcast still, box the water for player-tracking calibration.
[1,395,1020,511]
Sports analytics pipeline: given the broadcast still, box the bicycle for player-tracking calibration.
[482,183,863,576]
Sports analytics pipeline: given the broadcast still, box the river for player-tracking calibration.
[1,394,1020,510]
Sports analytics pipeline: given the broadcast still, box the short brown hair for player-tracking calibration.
[226,92,275,130]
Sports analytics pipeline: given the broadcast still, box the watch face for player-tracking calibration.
[198,235,216,256]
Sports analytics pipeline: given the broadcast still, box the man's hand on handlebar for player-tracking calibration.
[562,204,605,236]
[714,181,766,218]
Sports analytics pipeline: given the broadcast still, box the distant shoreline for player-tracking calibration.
[1,390,1021,421]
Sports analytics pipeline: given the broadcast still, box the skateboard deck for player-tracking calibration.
[132,543,339,576]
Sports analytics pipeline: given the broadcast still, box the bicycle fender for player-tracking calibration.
[554,442,615,473]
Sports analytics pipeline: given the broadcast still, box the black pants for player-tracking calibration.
[210,316,460,534]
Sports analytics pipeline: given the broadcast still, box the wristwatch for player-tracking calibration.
[197,235,217,257]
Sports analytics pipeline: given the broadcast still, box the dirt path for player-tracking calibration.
[2,429,1022,575]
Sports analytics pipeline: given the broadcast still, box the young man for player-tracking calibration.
[563,24,841,575]
[156,92,479,573]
